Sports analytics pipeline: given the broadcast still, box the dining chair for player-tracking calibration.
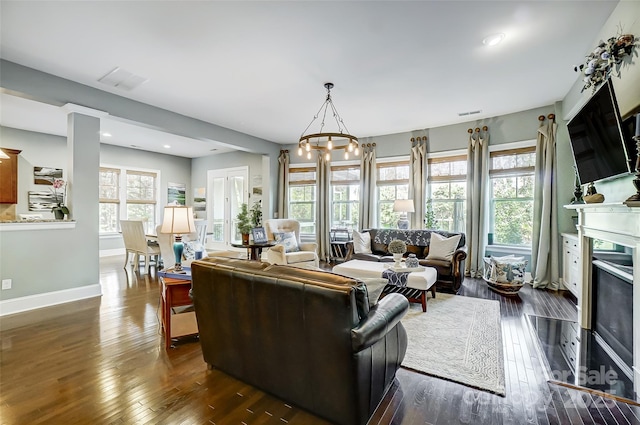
[120,220,160,274]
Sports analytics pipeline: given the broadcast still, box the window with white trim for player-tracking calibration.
[427,154,467,232]
[376,160,409,229]
[330,164,360,231]
[288,167,316,236]
[489,146,536,246]
[99,166,159,235]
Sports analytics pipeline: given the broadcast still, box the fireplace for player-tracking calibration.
[566,203,640,401]
[592,255,634,371]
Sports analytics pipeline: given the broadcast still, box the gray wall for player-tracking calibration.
[287,104,554,163]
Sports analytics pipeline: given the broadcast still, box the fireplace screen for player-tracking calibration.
[593,258,633,369]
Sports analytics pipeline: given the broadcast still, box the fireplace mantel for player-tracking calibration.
[564,202,640,398]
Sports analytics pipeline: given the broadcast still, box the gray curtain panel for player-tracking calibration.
[316,154,331,261]
[359,143,377,230]
[409,137,428,229]
[465,128,490,278]
[277,150,289,219]
[531,119,560,290]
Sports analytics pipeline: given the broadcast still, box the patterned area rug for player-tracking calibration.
[401,293,506,396]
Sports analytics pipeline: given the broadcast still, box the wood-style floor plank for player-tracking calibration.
[0,256,638,424]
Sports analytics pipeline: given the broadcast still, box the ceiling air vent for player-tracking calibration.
[458,110,482,117]
[98,67,148,91]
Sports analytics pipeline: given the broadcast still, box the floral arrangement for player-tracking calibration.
[388,239,407,254]
[574,33,637,93]
[51,178,69,215]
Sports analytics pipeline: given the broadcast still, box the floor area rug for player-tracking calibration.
[401,293,506,396]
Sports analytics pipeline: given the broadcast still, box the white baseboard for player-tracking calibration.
[100,248,124,258]
[0,284,102,316]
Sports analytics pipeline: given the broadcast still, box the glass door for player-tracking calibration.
[207,167,248,250]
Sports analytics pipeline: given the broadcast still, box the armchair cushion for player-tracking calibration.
[283,250,318,265]
[273,231,300,252]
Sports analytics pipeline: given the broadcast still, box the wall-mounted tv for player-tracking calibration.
[568,79,632,184]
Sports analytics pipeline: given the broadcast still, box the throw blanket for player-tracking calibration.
[373,229,463,247]
[382,269,409,287]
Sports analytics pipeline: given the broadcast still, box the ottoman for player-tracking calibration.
[332,259,437,312]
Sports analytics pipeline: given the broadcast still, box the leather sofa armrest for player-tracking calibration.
[299,242,318,252]
[451,246,467,278]
[351,294,409,352]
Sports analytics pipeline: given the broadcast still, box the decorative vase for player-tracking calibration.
[406,253,419,268]
[53,209,64,220]
[393,253,403,268]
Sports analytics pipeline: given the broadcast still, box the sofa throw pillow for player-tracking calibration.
[273,231,300,253]
[426,233,461,262]
[360,277,387,307]
[353,230,372,254]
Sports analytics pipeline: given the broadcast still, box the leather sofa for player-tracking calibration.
[191,257,409,425]
[345,228,467,293]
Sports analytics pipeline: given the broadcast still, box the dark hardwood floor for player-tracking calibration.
[1,256,639,424]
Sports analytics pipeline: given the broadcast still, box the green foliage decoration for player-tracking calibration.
[236,203,253,234]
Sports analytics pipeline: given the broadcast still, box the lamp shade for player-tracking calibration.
[393,199,415,213]
[160,206,196,234]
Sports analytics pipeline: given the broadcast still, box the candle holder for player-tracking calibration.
[623,135,640,207]
[571,166,585,204]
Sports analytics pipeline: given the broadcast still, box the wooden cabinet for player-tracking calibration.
[562,233,581,299]
[0,148,21,204]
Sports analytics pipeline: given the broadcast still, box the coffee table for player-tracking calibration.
[332,259,437,312]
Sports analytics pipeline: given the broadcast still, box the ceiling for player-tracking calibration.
[0,1,619,158]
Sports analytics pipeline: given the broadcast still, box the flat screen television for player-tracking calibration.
[567,79,633,184]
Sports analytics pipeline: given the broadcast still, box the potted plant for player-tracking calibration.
[249,200,262,227]
[50,178,69,220]
[388,239,407,268]
[236,203,253,244]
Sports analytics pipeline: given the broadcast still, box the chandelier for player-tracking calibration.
[297,82,359,161]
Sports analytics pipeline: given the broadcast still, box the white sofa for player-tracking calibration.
[263,219,319,268]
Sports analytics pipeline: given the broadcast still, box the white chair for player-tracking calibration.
[156,224,177,270]
[120,220,160,274]
[263,219,319,268]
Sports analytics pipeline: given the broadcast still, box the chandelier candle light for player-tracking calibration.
[160,205,196,272]
[298,83,359,161]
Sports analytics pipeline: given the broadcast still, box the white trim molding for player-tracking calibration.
[0,284,102,316]
[0,221,76,232]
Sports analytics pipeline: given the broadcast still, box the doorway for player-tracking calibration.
[206,166,248,250]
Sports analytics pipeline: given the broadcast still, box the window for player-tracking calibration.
[288,167,316,236]
[330,165,360,231]
[99,168,120,233]
[489,147,536,246]
[99,166,159,235]
[427,154,467,232]
[377,161,409,228]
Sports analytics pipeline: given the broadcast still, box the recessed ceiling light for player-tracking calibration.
[102,132,112,137]
[163,145,171,149]
[483,33,505,47]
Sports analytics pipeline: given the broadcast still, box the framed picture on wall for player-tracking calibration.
[252,227,267,244]
[34,167,62,185]
[167,182,186,205]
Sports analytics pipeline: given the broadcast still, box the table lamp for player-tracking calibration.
[160,206,196,271]
[393,199,414,230]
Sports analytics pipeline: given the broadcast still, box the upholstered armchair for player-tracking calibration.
[263,219,319,268]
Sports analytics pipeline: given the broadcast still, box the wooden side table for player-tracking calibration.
[160,275,198,349]
[230,241,276,260]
